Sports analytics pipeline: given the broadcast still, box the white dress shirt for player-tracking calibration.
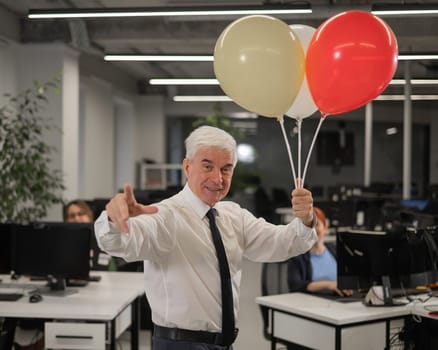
[94,184,316,332]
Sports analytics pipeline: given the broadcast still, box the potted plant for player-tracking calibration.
[0,80,65,224]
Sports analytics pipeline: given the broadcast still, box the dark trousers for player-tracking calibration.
[152,336,233,350]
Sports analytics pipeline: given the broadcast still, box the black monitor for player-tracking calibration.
[11,222,92,294]
[0,223,13,275]
[337,228,437,305]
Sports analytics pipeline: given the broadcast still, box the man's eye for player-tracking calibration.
[222,167,232,175]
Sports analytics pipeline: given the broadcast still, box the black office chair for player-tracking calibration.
[260,261,311,350]
[0,318,16,350]
[260,261,290,342]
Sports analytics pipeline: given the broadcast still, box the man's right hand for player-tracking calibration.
[106,183,158,232]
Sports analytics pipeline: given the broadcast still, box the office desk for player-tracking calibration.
[256,293,412,350]
[0,271,145,350]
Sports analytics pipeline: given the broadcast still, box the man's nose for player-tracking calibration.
[210,168,223,183]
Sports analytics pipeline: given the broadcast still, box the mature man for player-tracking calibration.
[95,125,316,350]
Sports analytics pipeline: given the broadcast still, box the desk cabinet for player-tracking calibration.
[257,293,410,350]
[45,303,132,350]
[45,323,106,350]
[274,311,389,350]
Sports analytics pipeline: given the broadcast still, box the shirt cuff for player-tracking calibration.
[95,211,110,234]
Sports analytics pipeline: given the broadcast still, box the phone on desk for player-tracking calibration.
[89,275,102,282]
[67,275,101,287]
[314,290,366,303]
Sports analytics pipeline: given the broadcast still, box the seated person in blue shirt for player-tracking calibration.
[287,206,353,297]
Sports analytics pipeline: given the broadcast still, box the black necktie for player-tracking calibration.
[206,208,235,346]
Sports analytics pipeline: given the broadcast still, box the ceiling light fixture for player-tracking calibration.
[371,3,438,16]
[375,95,438,101]
[173,94,438,102]
[105,54,214,62]
[173,95,232,102]
[149,78,219,85]
[106,53,437,63]
[28,4,311,19]
[398,54,438,60]
[390,79,438,85]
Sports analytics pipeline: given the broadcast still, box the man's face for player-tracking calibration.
[183,146,235,207]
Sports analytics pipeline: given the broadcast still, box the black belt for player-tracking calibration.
[153,325,238,347]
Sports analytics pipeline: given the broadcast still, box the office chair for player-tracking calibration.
[0,318,16,350]
[260,260,290,341]
[260,261,311,350]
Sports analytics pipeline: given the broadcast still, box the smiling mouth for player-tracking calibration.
[206,186,222,193]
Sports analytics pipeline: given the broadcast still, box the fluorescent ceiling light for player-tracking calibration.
[375,95,438,101]
[398,54,438,60]
[390,79,438,85]
[28,4,311,19]
[149,78,219,85]
[173,95,232,102]
[106,53,437,62]
[372,3,438,16]
[105,54,214,62]
[173,94,438,102]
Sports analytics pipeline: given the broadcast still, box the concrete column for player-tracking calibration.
[364,103,373,187]
[403,61,412,200]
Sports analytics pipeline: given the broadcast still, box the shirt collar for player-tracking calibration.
[181,184,213,219]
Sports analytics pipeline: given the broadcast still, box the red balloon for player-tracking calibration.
[306,10,398,116]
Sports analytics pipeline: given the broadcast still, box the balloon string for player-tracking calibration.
[302,114,326,186]
[278,116,297,188]
[296,118,303,188]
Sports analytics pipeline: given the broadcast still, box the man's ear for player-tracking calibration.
[182,158,190,178]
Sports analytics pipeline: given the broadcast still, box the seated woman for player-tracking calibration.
[63,199,94,223]
[287,206,353,297]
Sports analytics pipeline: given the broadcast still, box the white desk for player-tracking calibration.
[0,271,145,350]
[256,293,414,350]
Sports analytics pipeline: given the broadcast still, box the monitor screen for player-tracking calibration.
[400,199,429,212]
[11,222,91,283]
[0,223,13,274]
[337,229,437,292]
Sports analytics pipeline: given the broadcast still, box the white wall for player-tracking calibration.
[0,39,17,104]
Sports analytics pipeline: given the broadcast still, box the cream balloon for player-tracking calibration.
[285,24,318,120]
[214,15,305,118]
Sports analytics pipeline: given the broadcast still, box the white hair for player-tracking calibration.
[185,125,237,166]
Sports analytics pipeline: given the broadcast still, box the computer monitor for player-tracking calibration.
[337,228,437,305]
[11,222,92,294]
[0,223,13,275]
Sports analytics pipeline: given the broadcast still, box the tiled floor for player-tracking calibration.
[119,258,271,350]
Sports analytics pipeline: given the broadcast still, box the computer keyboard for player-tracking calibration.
[0,292,24,301]
[316,291,366,303]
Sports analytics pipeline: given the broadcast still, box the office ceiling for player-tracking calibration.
[1,0,438,97]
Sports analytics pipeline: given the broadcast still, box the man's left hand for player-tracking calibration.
[291,187,314,227]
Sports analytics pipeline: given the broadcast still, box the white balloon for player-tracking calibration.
[285,25,318,120]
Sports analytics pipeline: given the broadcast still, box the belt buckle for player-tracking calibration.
[212,332,223,345]
[218,328,239,347]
